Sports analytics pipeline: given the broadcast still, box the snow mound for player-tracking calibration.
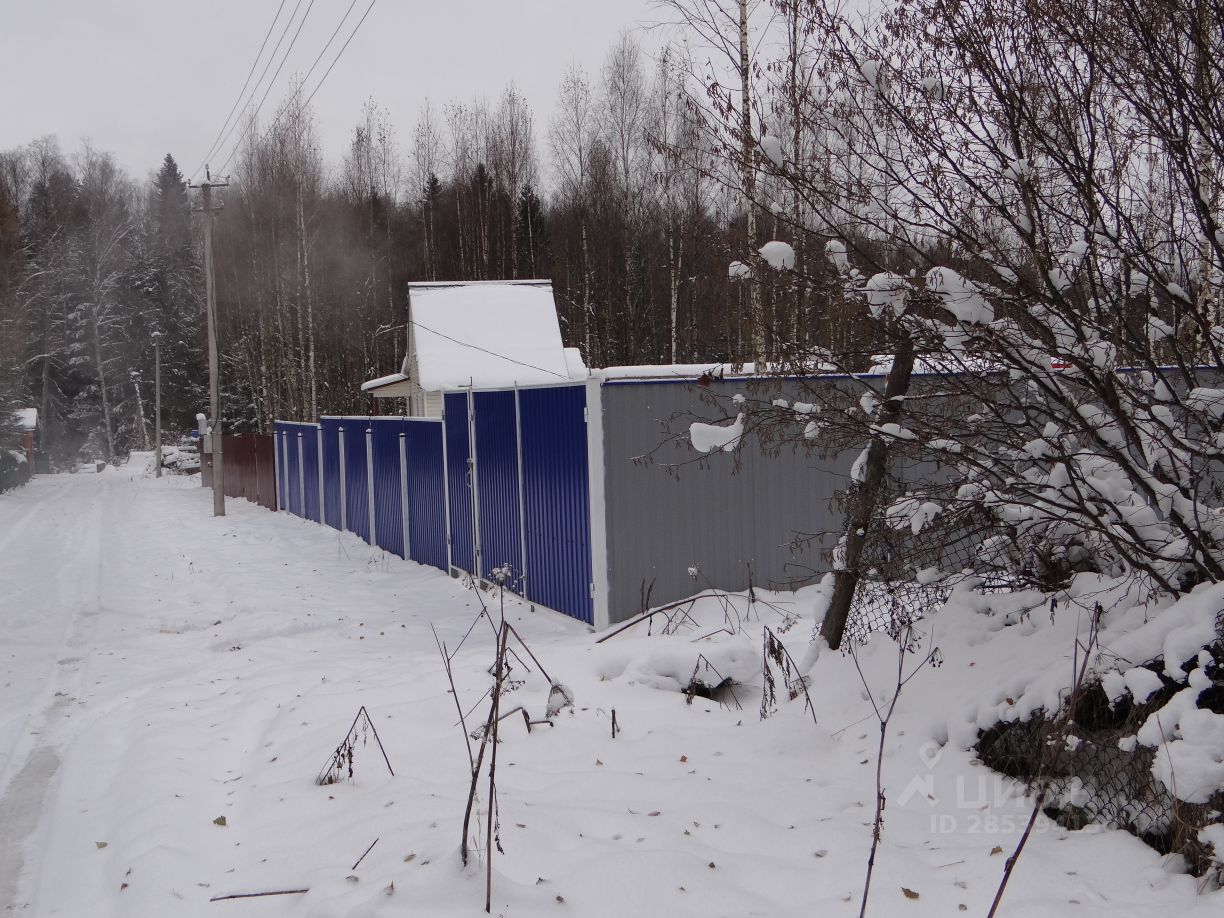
[689,414,744,453]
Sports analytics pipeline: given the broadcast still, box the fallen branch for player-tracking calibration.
[594,592,728,643]
[210,888,309,902]
[352,836,379,871]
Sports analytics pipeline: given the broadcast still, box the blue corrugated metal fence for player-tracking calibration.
[519,386,593,624]
[444,392,476,575]
[271,382,594,626]
[473,390,523,586]
[404,420,448,570]
[371,420,405,556]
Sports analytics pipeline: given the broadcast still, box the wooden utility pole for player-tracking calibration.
[191,169,229,516]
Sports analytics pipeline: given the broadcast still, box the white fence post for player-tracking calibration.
[316,425,325,523]
[468,388,481,578]
[514,385,528,597]
[585,378,610,631]
[399,431,411,560]
[281,430,290,512]
[441,408,452,572]
[296,431,305,515]
[338,426,348,531]
[272,427,282,511]
[366,426,377,547]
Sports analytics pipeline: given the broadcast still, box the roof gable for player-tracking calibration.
[408,281,575,390]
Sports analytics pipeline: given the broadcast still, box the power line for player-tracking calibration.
[190,0,289,181]
[300,0,361,90]
[409,318,571,381]
[213,0,320,177]
[216,0,379,177]
[305,0,379,108]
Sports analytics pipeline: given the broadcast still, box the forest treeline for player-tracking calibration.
[1,25,797,467]
[3,0,1219,472]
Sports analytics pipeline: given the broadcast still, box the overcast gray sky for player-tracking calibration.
[0,0,660,180]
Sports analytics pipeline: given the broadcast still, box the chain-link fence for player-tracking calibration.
[843,501,1005,646]
[977,648,1224,878]
[837,473,1224,879]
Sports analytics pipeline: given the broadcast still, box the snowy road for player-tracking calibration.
[0,463,535,915]
[0,472,112,908]
[0,462,1220,917]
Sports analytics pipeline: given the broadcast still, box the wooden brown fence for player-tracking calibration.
[201,434,278,511]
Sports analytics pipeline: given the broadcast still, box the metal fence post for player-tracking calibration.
[338,426,348,531]
[585,377,610,631]
[399,430,411,560]
[366,426,377,547]
[296,431,305,516]
[514,385,528,598]
[281,430,290,512]
[316,425,325,524]
[272,426,281,511]
[468,387,482,578]
[441,410,452,572]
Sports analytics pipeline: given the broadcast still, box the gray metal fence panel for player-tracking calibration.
[599,377,852,624]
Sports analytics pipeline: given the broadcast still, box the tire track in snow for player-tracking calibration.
[0,473,108,912]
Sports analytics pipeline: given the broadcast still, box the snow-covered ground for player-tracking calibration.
[0,460,1220,916]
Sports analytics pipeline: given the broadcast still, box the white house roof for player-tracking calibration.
[361,372,410,394]
[408,281,575,390]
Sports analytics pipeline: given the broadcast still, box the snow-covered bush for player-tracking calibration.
[685,0,1224,647]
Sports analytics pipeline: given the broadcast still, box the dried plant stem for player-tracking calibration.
[594,591,729,642]
[985,606,1101,918]
[485,623,507,913]
[504,621,554,684]
[433,625,474,773]
[762,625,819,727]
[851,623,939,918]
[855,635,905,918]
[352,837,379,871]
[461,693,495,866]
[315,706,394,785]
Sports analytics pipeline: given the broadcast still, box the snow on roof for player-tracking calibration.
[361,372,409,393]
[595,363,760,380]
[14,408,37,430]
[409,281,573,390]
[563,347,588,380]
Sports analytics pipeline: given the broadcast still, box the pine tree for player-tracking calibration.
[144,154,205,439]
[516,183,548,278]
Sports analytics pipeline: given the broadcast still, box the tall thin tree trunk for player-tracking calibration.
[92,311,114,461]
[821,333,915,649]
[739,0,763,367]
[39,299,52,458]
[298,188,317,418]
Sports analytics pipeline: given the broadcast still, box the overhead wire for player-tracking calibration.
[304,0,378,108]
[214,0,379,177]
[189,0,289,181]
[299,0,361,91]
[214,0,321,176]
[409,318,571,381]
